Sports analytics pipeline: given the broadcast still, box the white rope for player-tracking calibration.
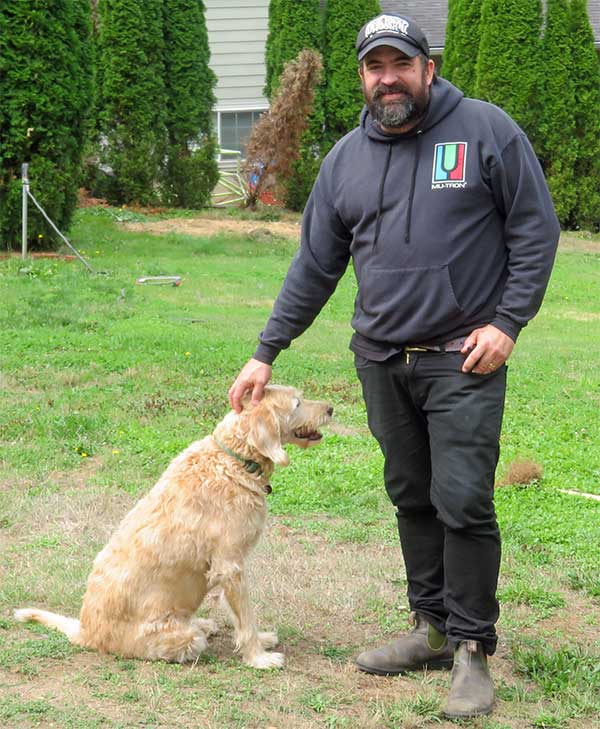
[559,489,600,503]
[26,189,95,273]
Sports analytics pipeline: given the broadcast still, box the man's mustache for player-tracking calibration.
[372,84,412,100]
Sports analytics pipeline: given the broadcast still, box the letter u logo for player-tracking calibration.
[432,142,467,183]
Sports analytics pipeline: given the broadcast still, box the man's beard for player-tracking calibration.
[365,82,429,129]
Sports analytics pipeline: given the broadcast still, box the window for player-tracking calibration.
[214,109,267,161]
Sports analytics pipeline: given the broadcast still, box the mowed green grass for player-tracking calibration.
[0,207,599,728]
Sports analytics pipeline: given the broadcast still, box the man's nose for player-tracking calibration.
[379,66,399,85]
[379,71,398,86]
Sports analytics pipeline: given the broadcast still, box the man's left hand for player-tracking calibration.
[461,325,515,375]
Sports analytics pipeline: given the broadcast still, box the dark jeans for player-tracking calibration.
[356,350,506,655]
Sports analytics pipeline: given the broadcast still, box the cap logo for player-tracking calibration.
[364,15,410,39]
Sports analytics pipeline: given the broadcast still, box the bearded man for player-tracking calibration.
[229,14,560,718]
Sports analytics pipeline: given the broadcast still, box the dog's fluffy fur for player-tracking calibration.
[15,385,332,668]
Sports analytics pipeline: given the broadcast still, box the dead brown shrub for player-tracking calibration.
[496,459,544,487]
[243,49,323,208]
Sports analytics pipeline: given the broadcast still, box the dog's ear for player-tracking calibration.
[247,404,289,466]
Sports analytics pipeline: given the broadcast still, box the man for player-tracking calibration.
[229,13,559,719]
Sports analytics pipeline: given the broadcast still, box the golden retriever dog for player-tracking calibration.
[15,385,332,668]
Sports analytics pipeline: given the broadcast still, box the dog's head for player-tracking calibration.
[241,385,333,467]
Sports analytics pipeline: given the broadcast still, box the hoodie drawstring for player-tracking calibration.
[372,143,392,250]
[372,132,422,250]
[405,131,422,245]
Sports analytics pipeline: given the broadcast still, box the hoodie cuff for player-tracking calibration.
[253,342,281,366]
[490,315,521,343]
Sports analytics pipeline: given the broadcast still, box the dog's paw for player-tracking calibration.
[194,618,219,637]
[177,634,209,663]
[246,651,285,670]
[258,631,279,649]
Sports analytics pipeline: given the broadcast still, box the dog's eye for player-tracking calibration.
[292,398,301,409]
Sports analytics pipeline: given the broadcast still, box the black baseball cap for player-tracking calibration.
[356,14,430,61]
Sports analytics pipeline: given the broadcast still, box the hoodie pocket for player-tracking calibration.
[357,264,464,341]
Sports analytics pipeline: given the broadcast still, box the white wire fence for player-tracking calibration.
[21,163,94,272]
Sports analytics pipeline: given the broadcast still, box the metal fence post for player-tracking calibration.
[22,163,29,260]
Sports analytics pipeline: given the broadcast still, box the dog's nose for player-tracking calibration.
[327,406,334,416]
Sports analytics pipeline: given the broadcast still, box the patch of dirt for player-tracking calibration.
[0,252,77,260]
[559,232,600,253]
[122,215,302,241]
[120,213,600,263]
[78,188,110,208]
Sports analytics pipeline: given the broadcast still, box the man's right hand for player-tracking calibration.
[228,358,273,413]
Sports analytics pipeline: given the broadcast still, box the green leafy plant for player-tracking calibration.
[0,0,93,250]
[442,0,483,96]
[475,0,543,142]
[569,0,600,230]
[162,0,218,208]
[96,0,167,205]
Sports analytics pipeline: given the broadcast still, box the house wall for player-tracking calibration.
[205,0,270,160]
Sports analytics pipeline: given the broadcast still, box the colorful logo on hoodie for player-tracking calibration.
[432,142,468,189]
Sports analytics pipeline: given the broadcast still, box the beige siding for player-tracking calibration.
[205,0,270,111]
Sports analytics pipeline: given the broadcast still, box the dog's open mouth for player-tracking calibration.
[293,427,323,442]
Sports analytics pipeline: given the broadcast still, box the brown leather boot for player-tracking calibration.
[355,612,454,675]
[442,640,495,718]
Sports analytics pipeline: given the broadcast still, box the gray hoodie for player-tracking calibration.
[254,78,560,364]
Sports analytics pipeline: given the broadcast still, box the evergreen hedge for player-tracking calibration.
[475,0,543,142]
[162,0,218,208]
[323,0,380,149]
[263,0,323,211]
[264,0,322,98]
[97,0,167,205]
[442,0,482,96]
[0,0,93,250]
[264,0,282,99]
[570,0,600,229]
[538,0,577,226]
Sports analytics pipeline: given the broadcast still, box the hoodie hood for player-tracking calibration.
[360,77,464,142]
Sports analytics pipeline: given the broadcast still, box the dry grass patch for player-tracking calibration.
[2,480,599,728]
[558,233,600,253]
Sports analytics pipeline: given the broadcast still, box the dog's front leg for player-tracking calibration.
[221,569,283,669]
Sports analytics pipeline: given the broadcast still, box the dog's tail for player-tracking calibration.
[14,608,81,643]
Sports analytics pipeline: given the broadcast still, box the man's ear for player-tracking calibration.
[425,57,435,86]
[247,404,289,466]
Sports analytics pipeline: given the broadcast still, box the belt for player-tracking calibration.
[405,336,467,353]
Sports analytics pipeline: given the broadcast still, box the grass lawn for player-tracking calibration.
[0,207,599,728]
